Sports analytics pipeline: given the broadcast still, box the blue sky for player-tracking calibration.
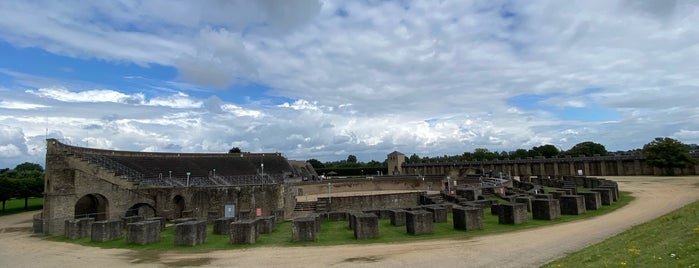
[0,0,698,168]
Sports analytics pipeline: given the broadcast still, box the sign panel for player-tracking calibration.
[256,208,262,217]
[224,205,236,218]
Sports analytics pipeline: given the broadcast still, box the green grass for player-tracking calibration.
[50,191,633,253]
[542,198,699,268]
[0,197,43,216]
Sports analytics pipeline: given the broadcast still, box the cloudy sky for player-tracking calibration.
[0,0,698,168]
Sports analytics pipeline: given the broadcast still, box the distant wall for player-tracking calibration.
[317,191,423,212]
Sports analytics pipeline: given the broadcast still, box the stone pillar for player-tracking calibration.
[65,217,94,239]
[424,206,447,223]
[553,162,559,176]
[590,188,613,205]
[213,217,236,235]
[498,203,528,224]
[633,160,642,175]
[353,213,379,239]
[273,210,285,223]
[569,161,575,176]
[291,217,316,242]
[91,220,123,242]
[126,220,161,245]
[121,215,144,229]
[514,196,533,212]
[230,220,257,244]
[532,199,561,220]
[257,216,275,234]
[600,160,607,176]
[583,162,590,176]
[406,210,433,235]
[560,195,586,215]
[389,209,407,226]
[145,217,166,232]
[579,192,601,210]
[174,220,207,246]
[452,207,483,231]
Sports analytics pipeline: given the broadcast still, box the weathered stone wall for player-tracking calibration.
[42,139,294,236]
[315,191,423,212]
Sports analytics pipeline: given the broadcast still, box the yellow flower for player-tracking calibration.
[693,225,699,233]
[627,248,641,255]
[620,261,627,266]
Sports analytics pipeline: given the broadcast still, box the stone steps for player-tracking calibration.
[294,201,317,212]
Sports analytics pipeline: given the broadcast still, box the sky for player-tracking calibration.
[0,0,698,168]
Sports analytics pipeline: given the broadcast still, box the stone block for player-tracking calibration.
[213,217,236,235]
[490,204,501,215]
[126,220,161,245]
[256,216,275,234]
[145,217,166,232]
[453,207,483,230]
[406,210,433,235]
[90,220,123,242]
[389,209,407,226]
[181,210,194,218]
[32,213,44,234]
[238,209,252,220]
[424,206,447,223]
[312,213,321,232]
[549,191,565,200]
[532,199,561,220]
[456,188,478,201]
[230,220,257,244]
[563,187,578,195]
[514,196,533,212]
[598,185,618,201]
[65,217,94,239]
[174,220,207,246]
[353,213,379,239]
[292,217,316,242]
[560,195,586,215]
[173,218,197,225]
[534,194,552,200]
[498,203,529,224]
[590,188,613,205]
[121,215,144,229]
[273,210,285,223]
[579,192,601,210]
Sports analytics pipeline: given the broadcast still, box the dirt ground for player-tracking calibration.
[1,176,697,268]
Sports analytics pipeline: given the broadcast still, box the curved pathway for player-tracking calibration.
[0,176,697,268]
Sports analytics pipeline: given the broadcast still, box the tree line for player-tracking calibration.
[305,138,698,176]
[0,162,44,212]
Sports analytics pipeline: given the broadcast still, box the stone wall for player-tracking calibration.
[315,191,423,212]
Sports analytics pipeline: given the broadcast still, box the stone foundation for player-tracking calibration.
[560,195,586,215]
[452,207,483,230]
[145,217,166,232]
[292,217,316,242]
[174,220,207,246]
[514,196,533,212]
[353,213,379,239]
[256,216,275,234]
[126,220,161,245]
[531,199,561,220]
[579,192,601,210]
[65,217,94,239]
[424,205,447,223]
[406,210,433,235]
[230,220,257,244]
[591,188,612,205]
[91,220,123,242]
[389,209,407,226]
[121,215,144,229]
[498,203,528,224]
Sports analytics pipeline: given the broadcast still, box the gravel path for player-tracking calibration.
[1,176,697,268]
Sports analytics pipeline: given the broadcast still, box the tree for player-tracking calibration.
[346,155,357,164]
[0,178,16,212]
[564,141,608,157]
[228,147,242,153]
[14,162,43,173]
[306,159,324,169]
[643,137,698,175]
[510,149,529,159]
[530,144,560,158]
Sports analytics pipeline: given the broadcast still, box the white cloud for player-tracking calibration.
[0,0,699,167]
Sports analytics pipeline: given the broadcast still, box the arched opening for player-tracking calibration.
[173,195,185,218]
[125,203,156,218]
[74,194,108,221]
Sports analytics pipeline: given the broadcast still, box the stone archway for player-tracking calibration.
[125,203,156,218]
[173,195,185,218]
[74,194,109,221]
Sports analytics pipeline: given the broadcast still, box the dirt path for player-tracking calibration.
[1,176,697,268]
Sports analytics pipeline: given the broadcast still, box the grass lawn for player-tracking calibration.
[0,197,43,216]
[542,198,699,268]
[51,191,633,252]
